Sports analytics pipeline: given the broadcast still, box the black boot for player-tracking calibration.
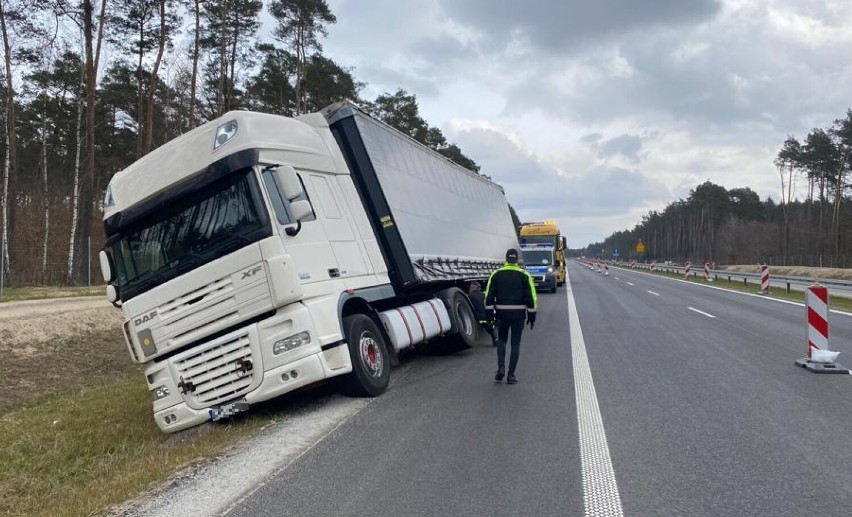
[507,374,517,384]
[494,368,505,381]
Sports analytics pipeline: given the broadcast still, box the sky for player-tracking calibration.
[310,0,852,248]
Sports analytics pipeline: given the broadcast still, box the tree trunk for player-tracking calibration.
[189,0,200,129]
[67,86,83,283]
[144,0,167,154]
[71,0,105,285]
[0,0,16,280]
[215,1,227,117]
[41,100,49,278]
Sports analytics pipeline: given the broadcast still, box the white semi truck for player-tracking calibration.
[99,101,519,432]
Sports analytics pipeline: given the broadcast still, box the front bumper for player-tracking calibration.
[153,344,348,433]
[533,273,557,290]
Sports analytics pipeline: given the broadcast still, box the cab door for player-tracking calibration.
[305,174,370,282]
[261,168,337,286]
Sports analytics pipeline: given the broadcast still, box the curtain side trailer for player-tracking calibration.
[100,101,518,432]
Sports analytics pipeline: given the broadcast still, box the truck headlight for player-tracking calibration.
[150,386,170,401]
[273,331,311,355]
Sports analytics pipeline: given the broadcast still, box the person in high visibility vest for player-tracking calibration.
[484,248,538,384]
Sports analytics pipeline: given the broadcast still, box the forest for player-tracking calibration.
[580,109,852,268]
[0,0,512,288]
[5,2,846,290]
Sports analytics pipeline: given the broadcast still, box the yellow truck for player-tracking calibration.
[518,220,566,287]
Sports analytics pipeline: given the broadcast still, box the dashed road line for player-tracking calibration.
[647,290,660,296]
[626,282,634,286]
[688,307,716,318]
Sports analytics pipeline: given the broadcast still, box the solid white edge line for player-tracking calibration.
[688,307,716,319]
[567,274,625,517]
[647,290,660,296]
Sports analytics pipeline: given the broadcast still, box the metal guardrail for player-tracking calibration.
[576,259,852,298]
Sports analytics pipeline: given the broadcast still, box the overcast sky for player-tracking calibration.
[316,0,852,248]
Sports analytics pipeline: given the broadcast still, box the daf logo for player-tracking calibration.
[241,265,262,279]
[134,311,157,326]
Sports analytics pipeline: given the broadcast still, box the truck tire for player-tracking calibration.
[448,290,478,349]
[342,314,390,397]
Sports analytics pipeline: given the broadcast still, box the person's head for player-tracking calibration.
[468,281,482,294]
[505,248,519,264]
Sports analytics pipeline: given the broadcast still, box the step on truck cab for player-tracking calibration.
[99,101,519,432]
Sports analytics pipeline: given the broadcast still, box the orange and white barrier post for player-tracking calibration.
[760,264,770,294]
[684,261,691,279]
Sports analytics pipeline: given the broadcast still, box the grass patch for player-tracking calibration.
[0,376,272,517]
[0,327,134,414]
[0,286,104,303]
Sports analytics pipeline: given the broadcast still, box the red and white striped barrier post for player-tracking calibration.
[604,263,609,276]
[650,261,656,272]
[684,261,691,279]
[703,262,711,282]
[806,283,828,359]
[795,282,848,373]
[760,264,770,294]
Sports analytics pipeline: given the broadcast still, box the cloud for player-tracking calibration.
[598,134,643,161]
[447,125,670,222]
[437,0,721,54]
[319,0,852,246]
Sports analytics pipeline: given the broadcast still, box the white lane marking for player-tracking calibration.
[606,265,852,317]
[626,282,634,286]
[688,307,716,319]
[566,277,625,516]
[614,277,620,281]
[647,290,660,296]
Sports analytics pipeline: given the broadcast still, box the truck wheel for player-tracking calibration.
[342,314,390,397]
[449,291,478,349]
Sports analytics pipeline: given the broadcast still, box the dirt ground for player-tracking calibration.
[0,297,138,413]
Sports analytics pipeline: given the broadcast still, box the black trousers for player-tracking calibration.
[496,313,525,375]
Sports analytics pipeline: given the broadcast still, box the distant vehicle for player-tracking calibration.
[519,220,566,287]
[520,244,558,293]
[98,100,519,432]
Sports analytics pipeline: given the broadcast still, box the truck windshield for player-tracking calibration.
[522,249,553,266]
[109,169,271,300]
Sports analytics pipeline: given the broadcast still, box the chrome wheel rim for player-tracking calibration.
[359,331,383,378]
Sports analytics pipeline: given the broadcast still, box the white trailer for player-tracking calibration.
[99,101,518,432]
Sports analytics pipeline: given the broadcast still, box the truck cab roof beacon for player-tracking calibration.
[100,100,519,432]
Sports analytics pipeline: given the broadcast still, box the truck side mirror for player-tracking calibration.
[284,200,315,237]
[290,199,314,222]
[99,250,115,283]
[273,165,304,200]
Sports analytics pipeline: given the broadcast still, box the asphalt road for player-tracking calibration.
[152,261,852,517]
[574,262,852,516]
[225,285,584,517]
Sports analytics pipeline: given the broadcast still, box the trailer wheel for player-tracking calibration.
[342,314,390,397]
[449,291,478,349]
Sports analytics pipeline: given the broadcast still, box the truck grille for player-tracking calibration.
[172,331,256,406]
